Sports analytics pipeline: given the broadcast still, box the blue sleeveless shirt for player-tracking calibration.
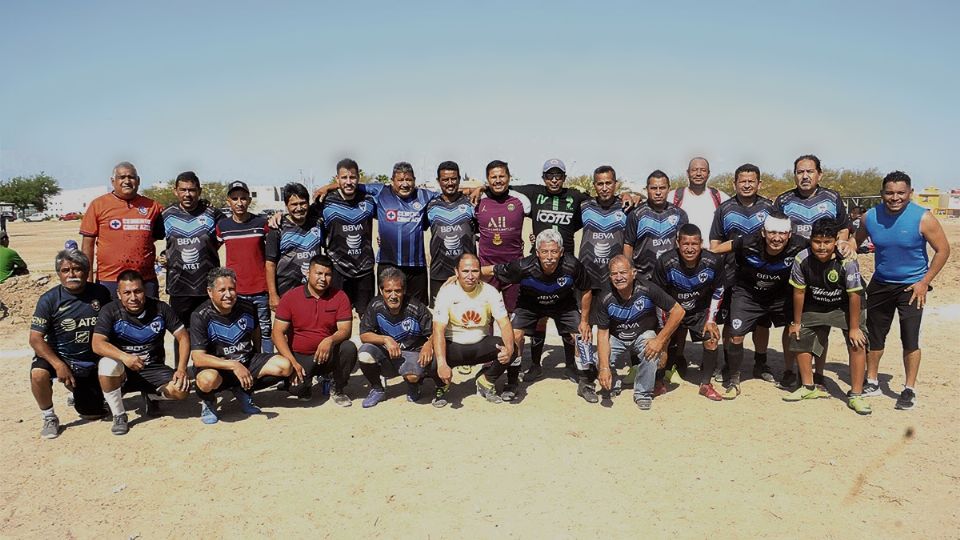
[864,201,928,284]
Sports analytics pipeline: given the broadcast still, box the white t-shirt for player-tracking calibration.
[433,281,508,344]
[668,187,730,247]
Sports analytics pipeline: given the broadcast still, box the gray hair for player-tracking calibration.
[535,229,564,251]
[206,267,237,289]
[112,161,138,178]
[392,161,415,178]
[55,249,90,273]
[378,266,406,289]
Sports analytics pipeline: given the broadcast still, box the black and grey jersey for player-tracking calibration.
[265,215,324,296]
[595,280,677,342]
[493,253,591,312]
[731,233,808,301]
[359,297,433,350]
[709,195,775,243]
[316,191,376,278]
[624,202,688,279]
[774,187,849,240]
[189,299,259,363]
[94,298,182,365]
[31,284,113,366]
[162,204,223,297]
[426,194,477,280]
[578,198,628,290]
[653,250,725,315]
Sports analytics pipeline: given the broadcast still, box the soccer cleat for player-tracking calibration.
[200,401,219,424]
[331,391,353,407]
[634,395,653,410]
[142,392,160,417]
[232,389,262,415]
[475,377,503,404]
[847,395,873,415]
[577,381,599,404]
[406,383,422,403]
[666,365,682,385]
[722,384,741,400]
[778,370,798,390]
[653,379,668,397]
[362,388,386,408]
[753,363,776,383]
[457,364,473,375]
[522,364,543,382]
[501,383,519,402]
[783,386,829,402]
[432,385,450,408]
[111,413,129,435]
[895,388,916,410]
[861,380,882,397]
[40,415,61,439]
[698,384,723,402]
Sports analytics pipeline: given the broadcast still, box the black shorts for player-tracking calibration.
[205,353,276,388]
[31,357,105,416]
[728,289,790,337]
[169,295,208,329]
[866,280,924,351]
[123,363,176,394]
[331,268,375,316]
[511,306,581,334]
[443,336,506,368]
[680,310,718,342]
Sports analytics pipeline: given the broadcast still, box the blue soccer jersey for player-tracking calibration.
[362,183,439,267]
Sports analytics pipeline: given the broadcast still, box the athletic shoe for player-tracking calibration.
[712,367,724,384]
[432,385,450,408]
[232,389,262,415]
[363,388,386,408]
[522,364,543,382]
[634,395,653,410]
[752,363,776,383]
[200,401,219,424]
[653,379,668,397]
[577,381,599,404]
[40,415,60,439]
[501,383,519,402]
[665,365,682,385]
[406,383,421,403]
[778,370,798,390]
[847,395,873,415]
[141,392,160,417]
[290,382,313,402]
[475,377,503,404]
[782,386,828,402]
[563,363,578,384]
[861,380,882,397]
[457,365,473,375]
[612,378,623,397]
[331,391,353,407]
[698,384,723,402]
[111,413,129,435]
[895,388,916,410]
[722,384,740,400]
[66,394,75,407]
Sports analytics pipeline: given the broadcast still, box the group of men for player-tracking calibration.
[25,155,950,439]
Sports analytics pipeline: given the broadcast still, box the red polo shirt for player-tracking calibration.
[275,285,352,354]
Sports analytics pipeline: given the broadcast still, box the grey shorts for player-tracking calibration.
[358,343,425,379]
[788,309,868,357]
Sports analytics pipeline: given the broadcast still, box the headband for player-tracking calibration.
[763,216,792,233]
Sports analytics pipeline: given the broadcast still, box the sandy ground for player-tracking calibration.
[1,219,959,539]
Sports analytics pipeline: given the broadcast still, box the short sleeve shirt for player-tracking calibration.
[493,253,591,312]
[731,233,808,301]
[512,185,590,254]
[264,215,324,297]
[189,299,260,362]
[425,194,477,280]
[275,285,352,355]
[362,184,438,267]
[624,202,689,279]
[595,280,677,342]
[774,186,850,240]
[94,298,182,365]
[476,189,531,265]
[79,193,164,281]
[163,203,223,297]
[360,297,433,350]
[578,198,628,289]
[789,248,864,313]
[216,214,270,295]
[31,283,113,366]
[316,191,377,278]
[433,281,508,345]
[653,250,725,315]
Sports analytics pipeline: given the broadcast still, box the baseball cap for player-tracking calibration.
[64,239,78,250]
[542,158,566,173]
[227,180,250,194]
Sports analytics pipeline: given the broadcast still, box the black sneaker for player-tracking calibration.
[141,392,160,417]
[577,381,599,404]
[895,388,916,410]
[522,364,543,382]
[432,385,450,408]
[563,363,578,383]
[111,413,129,436]
[778,370,798,390]
[752,363,776,383]
[861,380,881,397]
[501,383,519,402]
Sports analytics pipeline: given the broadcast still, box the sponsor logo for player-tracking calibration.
[76,330,90,344]
[176,237,200,246]
[443,236,461,251]
[343,224,364,232]
[61,319,77,331]
[181,247,201,264]
[109,219,122,230]
[827,269,839,283]
[487,216,506,228]
[346,234,363,250]
[386,209,398,221]
[536,209,572,225]
[594,242,611,258]
[32,316,46,326]
[461,310,482,325]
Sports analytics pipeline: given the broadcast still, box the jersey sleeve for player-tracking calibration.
[432,288,451,326]
[485,285,509,320]
[151,203,166,240]
[572,259,591,291]
[647,281,679,312]
[595,294,610,330]
[264,228,281,263]
[189,310,210,351]
[159,301,185,334]
[78,199,100,236]
[417,302,433,337]
[843,257,864,293]
[652,258,669,290]
[789,251,807,289]
[93,305,116,337]
[678,208,689,227]
[624,208,639,246]
[360,183,384,197]
[834,194,850,230]
[493,259,524,285]
[359,302,378,334]
[30,292,54,333]
[708,207,726,242]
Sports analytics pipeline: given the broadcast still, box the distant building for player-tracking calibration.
[47,186,110,215]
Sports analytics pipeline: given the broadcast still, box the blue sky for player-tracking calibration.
[1,1,957,191]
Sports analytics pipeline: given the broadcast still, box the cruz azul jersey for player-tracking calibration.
[265,215,324,296]
[426,194,477,280]
[512,185,590,254]
[595,280,677,342]
[624,202,688,279]
[653,250,725,314]
[493,253,590,312]
[190,299,259,363]
[709,195,775,243]
[93,298,182,365]
[31,284,113,369]
[789,249,865,313]
[362,184,438,267]
[476,189,531,265]
[79,193,165,281]
[317,190,377,278]
[731,233,808,299]
[360,297,433,350]
[578,198,627,289]
[774,186,849,239]
[163,204,223,297]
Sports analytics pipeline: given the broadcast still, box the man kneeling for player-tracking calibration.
[358,267,435,407]
[92,270,190,435]
[192,268,293,424]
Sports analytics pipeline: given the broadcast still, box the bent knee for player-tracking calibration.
[730,335,745,345]
[98,357,124,377]
[196,370,221,391]
[30,368,52,385]
[268,355,293,376]
[358,351,376,364]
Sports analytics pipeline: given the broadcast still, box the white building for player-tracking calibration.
[47,186,110,215]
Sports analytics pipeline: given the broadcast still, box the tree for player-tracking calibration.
[0,173,61,216]
[142,181,232,209]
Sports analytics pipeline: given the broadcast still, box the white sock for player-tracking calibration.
[904,385,915,392]
[867,378,879,385]
[104,388,125,416]
[41,407,56,419]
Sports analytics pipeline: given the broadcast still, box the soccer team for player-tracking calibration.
[26,155,950,438]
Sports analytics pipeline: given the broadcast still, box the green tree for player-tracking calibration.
[0,173,62,216]
[142,181,232,208]
[375,174,390,184]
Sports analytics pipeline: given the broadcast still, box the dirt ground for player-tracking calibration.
[1,219,958,539]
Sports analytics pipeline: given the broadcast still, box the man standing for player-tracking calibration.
[0,230,28,283]
[272,255,357,406]
[856,171,950,410]
[216,180,273,352]
[775,155,850,242]
[80,162,165,297]
[578,165,629,296]
[265,182,323,310]
[29,250,113,438]
[669,157,729,249]
[192,268,294,423]
[425,161,476,306]
[92,270,191,435]
[623,170,689,280]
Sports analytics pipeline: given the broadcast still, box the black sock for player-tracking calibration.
[530,332,545,367]
[196,387,216,403]
[754,352,768,366]
[358,362,384,390]
[507,365,521,385]
[700,348,719,385]
[725,342,744,385]
[561,336,575,368]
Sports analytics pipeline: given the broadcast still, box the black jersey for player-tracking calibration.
[425,194,477,280]
[653,250,725,316]
[513,184,590,254]
[31,283,113,366]
[624,202,688,279]
[316,191,376,278]
[94,298,182,365]
[709,195,775,242]
[731,233,808,301]
[578,198,628,290]
[189,299,259,363]
[359,296,433,350]
[493,253,591,312]
[265,214,324,296]
[774,186,849,240]
[595,280,677,342]
[162,203,223,297]
[789,248,865,313]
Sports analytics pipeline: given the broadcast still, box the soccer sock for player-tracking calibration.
[867,378,879,386]
[103,388,125,416]
[904,385,915,392]
[507,365,521,385]
[754,352,768,366]
[40,406,56,419]
[358,362,384,390]
[406,380,420,393]
[804,384,816,391]
[700,348,718,385]
[725,343,744,385]
[530,333,545,367]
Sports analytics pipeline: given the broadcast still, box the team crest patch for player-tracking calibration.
[732,318,742,330]
[668,215,679,225]
[757,211,768,221]
[507,203,515,212]
[386,210,398,221]
[458,204,468,212]
[150,320,163,334]
[91,300,101,311]
[138,207,148,216]
[698,272,709,283]
[827,269,840,283]
[358,201,367,211]
[238,317,248,331]
[109,219,122,230]
[817,203,828,213]
[614,211,625,221]
[557,276,571,287]
[412,201,422,210]
[401,319,414,331]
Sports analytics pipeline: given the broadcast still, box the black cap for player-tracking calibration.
[227,180,250,195]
